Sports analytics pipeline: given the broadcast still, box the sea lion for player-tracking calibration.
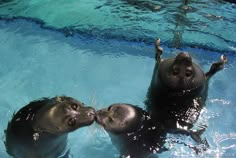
[4,96,95,158]
[145,38,227,130]
[95,103,166,158]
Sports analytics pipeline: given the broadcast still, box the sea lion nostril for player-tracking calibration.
[87,110,95,117]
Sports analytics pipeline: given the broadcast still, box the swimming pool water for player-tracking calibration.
[0,0,236,52]
[0,0,236,158]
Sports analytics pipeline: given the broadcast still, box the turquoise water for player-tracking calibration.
[0,0,236,157]
[0,0,236,52]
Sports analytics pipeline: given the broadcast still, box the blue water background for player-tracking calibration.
[0,0,236,157]
[0,0,236,52]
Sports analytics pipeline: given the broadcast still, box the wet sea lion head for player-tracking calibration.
[95,104,142,134]
[158,52,205,94]
[32,96,95,134]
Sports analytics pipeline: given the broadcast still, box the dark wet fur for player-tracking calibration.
[145,60,208,130]
[4,96,81,158]
[101,106,167,158]
[145,51,226,131]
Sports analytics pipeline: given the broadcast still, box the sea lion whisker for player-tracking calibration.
[86,125,100,147]
[93,124,107,136]
[101,128,107,136]
[90,92,97,109]
[89,123,106,135]
[87,124,97,135]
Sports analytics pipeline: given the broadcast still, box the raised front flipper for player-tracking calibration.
[205,55,227,80]
[170,124,209,154]
[155,38,163,64]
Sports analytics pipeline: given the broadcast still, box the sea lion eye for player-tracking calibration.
[108,117,113,122]
[108,106,112,111]
[185,67,193,77]
[71,104,78,110]
[68,117,77,126]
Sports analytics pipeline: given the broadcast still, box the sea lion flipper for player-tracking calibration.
[205,54,227,80]
[155,38,163,64]
[189,128,206,144]
[172,124,206,144]
[188,123,207,144]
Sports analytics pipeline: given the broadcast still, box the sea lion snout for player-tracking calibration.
[95,109,107,125]
[87,108,95,116]
[158,51,205,92]
[175,52,192,63]
[86,107,95,118]
[171,52,193,79]
[80,106,96,123]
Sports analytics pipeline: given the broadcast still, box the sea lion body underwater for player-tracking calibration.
[96,103,167,158]
[145,38,227,130]
[4,96,95,158]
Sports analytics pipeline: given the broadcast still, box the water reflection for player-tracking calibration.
[123,0,162,12]
[0,0,235,52]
